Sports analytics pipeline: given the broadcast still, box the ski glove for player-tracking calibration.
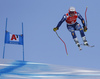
[53,27,59,32]
[84,26,88,32]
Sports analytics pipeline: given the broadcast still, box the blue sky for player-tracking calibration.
[0,0,100,70]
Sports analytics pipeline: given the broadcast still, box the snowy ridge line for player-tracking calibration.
[0,64,15,66]
[2,73,100,77]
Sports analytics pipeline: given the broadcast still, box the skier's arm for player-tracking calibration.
[77,12,86,28]
[56,14,67,29]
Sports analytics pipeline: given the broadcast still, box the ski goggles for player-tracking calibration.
[69,11,75,14]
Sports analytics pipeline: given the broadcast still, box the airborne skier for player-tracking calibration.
[53,7,88,50]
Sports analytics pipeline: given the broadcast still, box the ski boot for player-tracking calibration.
[77,44,82,50]
[74,38,82,50]
[82,36,89,46]
[84,41,89,46]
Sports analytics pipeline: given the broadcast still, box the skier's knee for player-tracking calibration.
[76,24,82,30]
[79,28,82,31]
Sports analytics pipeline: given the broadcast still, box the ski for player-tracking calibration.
[78,47,82,50]
[80,44,95,48]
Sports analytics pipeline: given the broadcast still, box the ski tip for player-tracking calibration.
[91,45,95,47]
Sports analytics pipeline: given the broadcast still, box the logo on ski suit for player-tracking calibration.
[66,12,78,24]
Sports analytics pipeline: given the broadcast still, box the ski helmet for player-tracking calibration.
[69,7,76,13]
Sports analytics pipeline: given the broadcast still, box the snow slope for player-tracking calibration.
[0,59,100,79]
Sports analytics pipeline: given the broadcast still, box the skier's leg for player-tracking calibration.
[67,26,81,49]
[75,24,89,46]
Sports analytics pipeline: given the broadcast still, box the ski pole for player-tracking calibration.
[55,31,68,55]
[85,7,88,27]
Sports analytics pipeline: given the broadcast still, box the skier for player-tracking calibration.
[53,7,88,50]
